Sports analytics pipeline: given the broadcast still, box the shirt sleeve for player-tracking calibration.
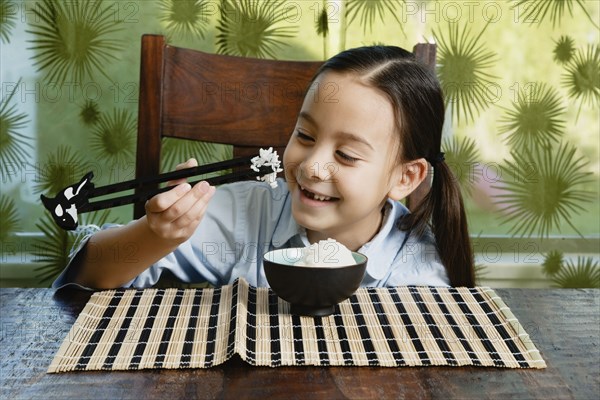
[52,223,120,291]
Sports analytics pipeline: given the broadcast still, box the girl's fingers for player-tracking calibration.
[148,181,214,222]
[145,183,191,214]
[162,181,212,222]
[167,158,199,187]
[145,180,215,242]
[172,184,216,228]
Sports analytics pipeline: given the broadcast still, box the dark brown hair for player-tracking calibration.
[313,46,475,287]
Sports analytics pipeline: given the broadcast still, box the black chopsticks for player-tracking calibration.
[90,156,257,197]
[41,154,278,231]
[81,158,272,213]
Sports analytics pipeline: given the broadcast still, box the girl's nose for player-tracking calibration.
[299,148,334,183]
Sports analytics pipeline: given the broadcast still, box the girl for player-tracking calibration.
[53,45,474,290]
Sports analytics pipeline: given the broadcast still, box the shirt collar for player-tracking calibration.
[271,191,304,248]
[359,199,409,280]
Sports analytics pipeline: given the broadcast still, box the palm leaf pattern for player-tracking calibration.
[473,262,487,285]
[0,0,18,43]
[493,142,594,238]
[315,0,329,59]
[315,4,329,37]
[159,0,209,39]
[216,0,297,58]
[553,35,576,64]
[91,108,136,168]
[26,0,122,84]
[441,136,480,196]
[0,195,20,244]
[542,250,563,276]
[346,0,404,34]
[33,145,89,196]
[512,0,600,29]
[79,100,101,126]
[498,82,566,148]
[562,44,600,111]
[433,22,498,124]
[0,80,32,182]
[552,257,600,288]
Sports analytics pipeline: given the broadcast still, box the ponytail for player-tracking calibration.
[401,161,475,287]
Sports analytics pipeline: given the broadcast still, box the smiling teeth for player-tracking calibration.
[301,186,331,201]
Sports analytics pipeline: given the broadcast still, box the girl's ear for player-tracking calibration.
[387,158,429,201]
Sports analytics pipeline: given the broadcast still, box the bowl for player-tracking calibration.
[263,248,368,317]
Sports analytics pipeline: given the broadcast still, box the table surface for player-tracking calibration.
[1,287,598,400]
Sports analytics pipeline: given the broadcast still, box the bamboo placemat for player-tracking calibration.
[48,278,546,372]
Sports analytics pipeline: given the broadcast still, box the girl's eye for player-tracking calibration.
[296,131,314,142]
[336,151,359,164]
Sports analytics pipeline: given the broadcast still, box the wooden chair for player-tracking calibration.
[134,34,435,218]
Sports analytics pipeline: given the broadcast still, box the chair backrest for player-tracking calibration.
[134,35,436,218]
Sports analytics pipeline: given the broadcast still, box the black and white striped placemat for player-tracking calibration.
[48,278,546,372]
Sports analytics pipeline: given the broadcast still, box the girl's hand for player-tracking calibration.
[144,158,216,244]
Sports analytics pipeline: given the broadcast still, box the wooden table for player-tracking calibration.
[1,288,598,399]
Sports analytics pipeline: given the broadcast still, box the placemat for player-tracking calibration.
[48,278,546,372]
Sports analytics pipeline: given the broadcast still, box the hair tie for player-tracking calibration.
[426,152,445,166]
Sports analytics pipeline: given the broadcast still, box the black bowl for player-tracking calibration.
[263,248,368,317]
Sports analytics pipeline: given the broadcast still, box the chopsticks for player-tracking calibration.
[90,156,257,197]
[41,153,280,230]
[81,157,272,213]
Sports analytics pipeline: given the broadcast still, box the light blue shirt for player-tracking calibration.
[53,179,449,290]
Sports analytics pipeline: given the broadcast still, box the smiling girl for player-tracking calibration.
[53,46,474,290]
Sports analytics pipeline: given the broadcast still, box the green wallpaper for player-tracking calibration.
[1,0,598,287]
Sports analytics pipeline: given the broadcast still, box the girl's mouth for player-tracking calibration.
[299,185,339,204]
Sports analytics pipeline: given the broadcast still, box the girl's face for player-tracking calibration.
[283,71,407,251]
